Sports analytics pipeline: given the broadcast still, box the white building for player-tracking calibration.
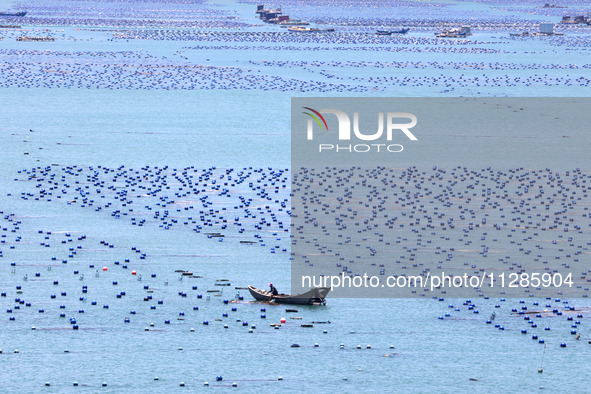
[539,23,554,34]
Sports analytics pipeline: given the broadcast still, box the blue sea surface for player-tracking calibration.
[0,0,590,392]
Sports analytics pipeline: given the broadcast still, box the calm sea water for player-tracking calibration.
[1,0,590,392]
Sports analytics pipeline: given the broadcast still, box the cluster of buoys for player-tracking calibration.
[542,34,591,48]
[112,30,490,45]
[250,59,590,72]
[439,297,588,349]
[3,24,588,92]
[0,1,587,95]
[183,43,508,55]
[0,47,377,91]
[0,196,339,388]
[244,58,590,88]
[0,223,335,387]
[0,28,58,41]
[1,45,588,91]
[2,1,591,390]
[183,42,510,56]
[292,166,591,298]
[16,165,290,253]
[13,2,251,30]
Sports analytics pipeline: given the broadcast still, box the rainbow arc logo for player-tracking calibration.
[302,107,328,131]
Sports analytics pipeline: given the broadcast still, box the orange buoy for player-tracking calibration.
[102,266,108,272]
[131,271,137,275]
[280,318,286,324]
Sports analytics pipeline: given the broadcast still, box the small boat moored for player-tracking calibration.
[0,11,27,17]
[376,28,409,35]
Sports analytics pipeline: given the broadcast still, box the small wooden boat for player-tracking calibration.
[0,11,27,17]
[248,285,330,305]
[376,28,409,35]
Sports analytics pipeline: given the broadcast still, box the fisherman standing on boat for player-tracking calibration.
[269,283,278,296]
